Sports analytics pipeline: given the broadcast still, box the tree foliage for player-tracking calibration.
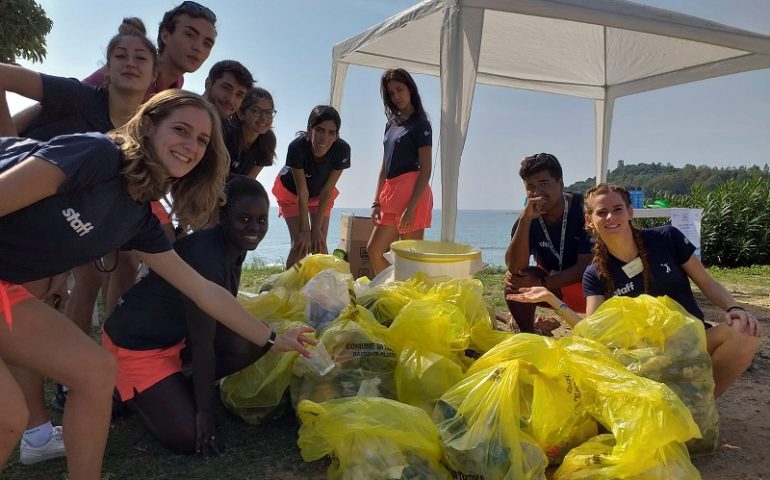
[566,161,770,196]
[0,0,53,64]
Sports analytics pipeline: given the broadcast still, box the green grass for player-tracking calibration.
[4,263,767,479]
[705,265,770,295]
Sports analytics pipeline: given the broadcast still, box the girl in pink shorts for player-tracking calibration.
[367,68,433,275]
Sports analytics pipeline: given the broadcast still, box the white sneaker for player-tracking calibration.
[20,426,66,465]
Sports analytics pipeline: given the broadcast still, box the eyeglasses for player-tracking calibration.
[248,107,277,119]
[178,1,217,23]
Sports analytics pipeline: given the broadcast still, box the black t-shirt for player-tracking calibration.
[583,226,703,320]
[104,224,244,350]
[383,115,431,179]
[278,136,351,197]
[222,118,273,176]
[0,133,171,283]
[510,193,593,273]
[22,74,113,140]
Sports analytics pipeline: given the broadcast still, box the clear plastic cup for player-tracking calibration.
[303,341,335,376]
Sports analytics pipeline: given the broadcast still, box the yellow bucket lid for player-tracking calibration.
[390,240,481,263]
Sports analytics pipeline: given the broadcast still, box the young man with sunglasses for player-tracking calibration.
[504,153,593,333]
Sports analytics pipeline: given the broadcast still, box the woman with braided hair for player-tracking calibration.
[507,183,760,396]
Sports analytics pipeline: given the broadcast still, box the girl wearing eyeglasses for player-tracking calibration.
[222,87,276,179]
[272,105,350,268]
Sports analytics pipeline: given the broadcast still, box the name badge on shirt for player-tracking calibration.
[621,257,644,279]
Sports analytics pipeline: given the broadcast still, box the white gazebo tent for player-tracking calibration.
[329,0,770,241]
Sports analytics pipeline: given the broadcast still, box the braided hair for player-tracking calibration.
[584,184,651,297]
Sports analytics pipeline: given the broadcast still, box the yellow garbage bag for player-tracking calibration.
[297,397,450,480]
[556,434,701,480]
[410,273,510,353]
[238,286,307,323]
[387,299,470,414]
[220,288,308,424]
[357,279,427,326]
[290,304,397,409]
[467,334,597,465]
[219,319,307,424]
[573,295,718,456]
[434,360,549,479]
[259,254,351,292]
[549,337,701,478]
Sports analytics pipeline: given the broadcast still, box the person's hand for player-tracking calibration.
[295,231,311,257]
[725,308,762,337]
[371,204,381,223]
[522,196,547,221]
[399,207,415,231]
[273,326,316,357]
[41,273,69,310]
[310,229,327,254]
[507,270,544,290]
[195,410,222,456]
[506,286,558,306]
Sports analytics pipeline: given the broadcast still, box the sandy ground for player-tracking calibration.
[691,293,770,480]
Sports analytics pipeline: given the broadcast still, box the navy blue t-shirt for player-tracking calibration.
[383,115,431,179]
[22,74,113,141]
[279,136,351,197]
[510,193,592,273]
[222,118,273,176]
[0,133,171,283]
[104,224,244,350]
[583,226,703,320]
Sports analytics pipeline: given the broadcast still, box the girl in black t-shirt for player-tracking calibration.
[102,176,299,455]
[223,87,276,179]
[272,105,350,267]
[367,68,433,275]
[0,91,314,478]
[507,183,761,398]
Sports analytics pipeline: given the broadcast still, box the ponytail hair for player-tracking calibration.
[108,90,229,231]
[584,183,651,297]
[106,17,159,72]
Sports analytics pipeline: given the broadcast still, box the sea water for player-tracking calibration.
[247,208,518,268]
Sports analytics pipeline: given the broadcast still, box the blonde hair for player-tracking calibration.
[108,89,228,230]
[584,183,651,297]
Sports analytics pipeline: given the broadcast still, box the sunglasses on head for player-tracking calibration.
[178,1,217,23]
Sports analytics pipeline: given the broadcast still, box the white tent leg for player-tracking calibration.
[594,95,615,184]
[440,2,483,241]
[329,61,349,110]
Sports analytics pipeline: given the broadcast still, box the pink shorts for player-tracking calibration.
[151,201,172,225]
[377,171,433,234]
[272,176,339,219]
[102,330,185,401]
[0,280,35,329]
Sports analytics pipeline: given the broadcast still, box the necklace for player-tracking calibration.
[537,194,569,272]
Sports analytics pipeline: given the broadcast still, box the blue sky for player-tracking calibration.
[8,0,770,210]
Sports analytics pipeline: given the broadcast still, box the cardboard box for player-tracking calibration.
[338,214,375,279]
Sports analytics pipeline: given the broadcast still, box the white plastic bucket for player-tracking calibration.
[386,240,485,281]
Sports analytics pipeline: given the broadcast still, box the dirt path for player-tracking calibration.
[692,293,770,480]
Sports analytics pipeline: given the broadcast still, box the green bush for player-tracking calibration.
[634,178,770,267]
